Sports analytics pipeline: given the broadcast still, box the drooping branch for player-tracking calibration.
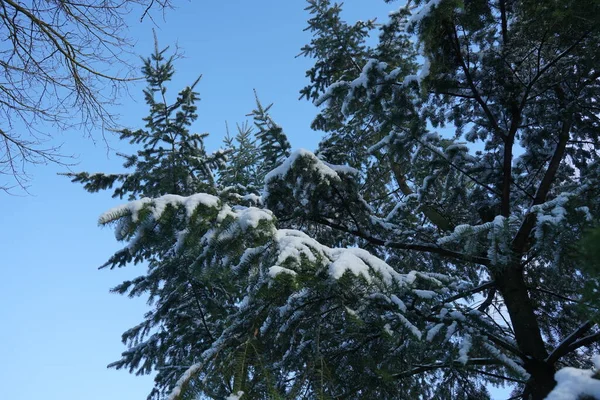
[0,0,172,190]
[477,287,497,312]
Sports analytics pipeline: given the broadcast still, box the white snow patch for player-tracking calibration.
[236,207,274,230]
[265,149,341,183]
[457,334,472,365]
[390,294,407,312]
[426,323,445,342]
[545,363,600,400]
[328,248,403,284]
[413,289,437,299]
[409,0,443,24]
[275,230,322,265]
[384,323,394,336]
[226,391,244,400]
[269,266,297,278]
[99,193,220,224]
[328,251,372,282]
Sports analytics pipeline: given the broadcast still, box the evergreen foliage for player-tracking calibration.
[65,40,232,399]
[64,39,226,199]
[219,93,291,199]
[251,91,292,181]
[70,1,600,399]
[220,121,262,193]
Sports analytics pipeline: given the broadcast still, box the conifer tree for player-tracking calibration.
[292,0,600,398]
[250,92,292,181]
[218,94,291,202]
[72,2,600,399]
[65,40,233,399]
[220,121,261,193]
[64,38,225,199]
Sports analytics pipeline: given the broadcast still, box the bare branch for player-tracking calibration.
[546,321,595,364]
[0,0,172,190]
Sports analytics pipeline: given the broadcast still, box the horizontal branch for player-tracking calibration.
[393,358,499,379]
[312,217,490,266]
[440,281,495,305]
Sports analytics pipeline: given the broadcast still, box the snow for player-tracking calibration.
[264,149,355,185]
[274,230,322,265]
[413,289,437,299]
[426,323,445,341]
[241,193,262,204]
[328,247,403,285]
[445,321,457,340]
[99,198,151,224]
[545,359,600,400]
[457,334,472,364]
[419,55,431,81]
[384,323,394,336]
[274,230,405,286]
[180,193,220,216]
[444,143,469,154]
[322,160,359,176]
[397,313,422,339]
[367,132,394,154]
[315,58,390,110]
[437,224,474,245]
[390,294,407,312]
[99,193,220,224]
[226,391,244,400]
[437,220,497,245]
[345,307,358,317]
[167,361,205,400]
[402,74,418,86]
[576,206,593,221]
[483,342,529,378]
[268,266,298,278]
[449,310,466,321]
[409,0,443,24]
[235,207,274,230]
[328,251,373,282]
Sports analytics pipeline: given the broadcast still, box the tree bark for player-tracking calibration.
[495,266,556,399]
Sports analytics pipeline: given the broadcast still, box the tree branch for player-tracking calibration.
[512,88,572,254]
[393,358,499,379]
[546,321,595,364]
[311,217,491,266]
[564,332,600,355]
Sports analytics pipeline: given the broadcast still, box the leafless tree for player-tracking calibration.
[0,0,172,192]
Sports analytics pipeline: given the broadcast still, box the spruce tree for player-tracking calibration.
[64,38,226,199]
[250,91,292,181]
[293,0,600,398]
[220,121,261,194]
[71,1,600,399]
[219,93,291,199]
[65,40,232,399]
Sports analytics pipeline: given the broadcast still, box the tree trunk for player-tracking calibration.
[495,266,557,399]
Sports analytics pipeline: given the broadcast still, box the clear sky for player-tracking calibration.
[0,1,395,400]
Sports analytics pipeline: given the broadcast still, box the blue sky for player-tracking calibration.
[0,1,395,399]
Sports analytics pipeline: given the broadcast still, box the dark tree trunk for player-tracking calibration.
[495,266,557,399]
